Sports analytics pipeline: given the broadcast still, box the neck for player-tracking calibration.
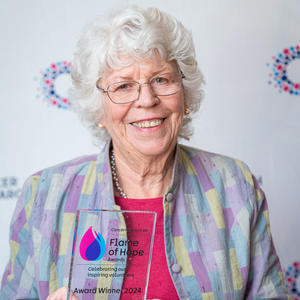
[111,143,176,199]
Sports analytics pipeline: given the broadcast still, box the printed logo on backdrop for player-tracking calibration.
[35,61,72,109]
[267,45,300,96]
[0,177,21,200]
[285,260,300,298]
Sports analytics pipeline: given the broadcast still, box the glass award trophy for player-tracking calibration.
[68,209,156,300]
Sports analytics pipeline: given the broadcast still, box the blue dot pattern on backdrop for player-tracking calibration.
[36,61,72,109]
[267,46,300,96]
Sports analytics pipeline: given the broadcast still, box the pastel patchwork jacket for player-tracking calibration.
[0,142,289,299]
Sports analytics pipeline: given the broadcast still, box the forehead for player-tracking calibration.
[102,55,178,83]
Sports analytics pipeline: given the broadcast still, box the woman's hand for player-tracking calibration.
[46,287,79,300]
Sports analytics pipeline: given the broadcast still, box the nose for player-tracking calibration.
[134,83,159,107]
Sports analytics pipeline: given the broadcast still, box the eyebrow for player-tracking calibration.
[108,76,135,82]
[108,68,173,83]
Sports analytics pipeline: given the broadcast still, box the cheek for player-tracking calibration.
[176,95,185,123]
[171,95,184,117]
[168,98,184,133]
[101,101,129,131]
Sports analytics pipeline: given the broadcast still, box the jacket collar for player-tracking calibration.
[96,140,116,210]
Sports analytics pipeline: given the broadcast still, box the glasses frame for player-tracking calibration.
[96,71,186,104]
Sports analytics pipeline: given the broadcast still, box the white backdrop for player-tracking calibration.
[1,0,300,296]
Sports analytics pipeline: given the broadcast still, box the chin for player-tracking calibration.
[131,138,177,157]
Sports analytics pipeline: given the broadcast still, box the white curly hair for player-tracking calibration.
[70,6,204,146]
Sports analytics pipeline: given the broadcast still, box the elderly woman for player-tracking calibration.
[0,6,289,300]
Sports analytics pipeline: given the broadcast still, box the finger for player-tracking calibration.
[69,289,80,300]
[47,286,69,300]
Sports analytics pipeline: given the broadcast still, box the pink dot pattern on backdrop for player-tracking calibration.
[285,260,300,298]
[37,61,72,109]
[267,45,300,96]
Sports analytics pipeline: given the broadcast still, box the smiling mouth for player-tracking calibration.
[131,118,166,128]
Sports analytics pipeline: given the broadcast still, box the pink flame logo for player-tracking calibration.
[79,226,106,261]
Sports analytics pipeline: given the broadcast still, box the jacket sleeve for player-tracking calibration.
[245,173,290,299]
[0,176,39,300]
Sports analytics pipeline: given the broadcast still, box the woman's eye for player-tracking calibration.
[118,83,130,90]
[111,82,135,92]
[154,77,168,84]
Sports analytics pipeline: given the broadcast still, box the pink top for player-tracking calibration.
[115,196,179,300]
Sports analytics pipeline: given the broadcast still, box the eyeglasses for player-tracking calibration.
[96,72,185,104]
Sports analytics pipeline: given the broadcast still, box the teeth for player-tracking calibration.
[132,119,163,128]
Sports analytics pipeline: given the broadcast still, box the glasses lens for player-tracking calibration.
[150,73,182,96]
[108,81,139,103]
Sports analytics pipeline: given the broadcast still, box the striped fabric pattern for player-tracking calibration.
[0,142,289,299]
